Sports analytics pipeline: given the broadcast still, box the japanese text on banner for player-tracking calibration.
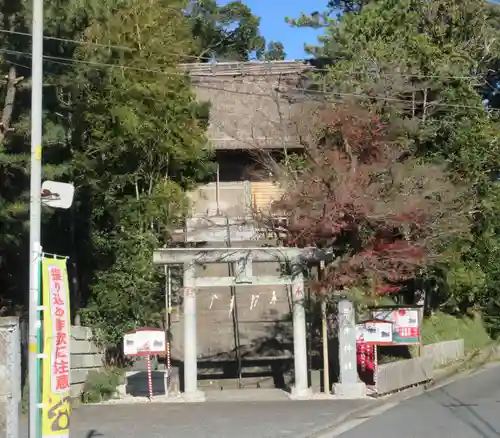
[41,257,71,438]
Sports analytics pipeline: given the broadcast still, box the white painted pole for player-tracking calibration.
[216,163,220,216]
[183,264,198,398]
[291,265,310,398]
[28,0,44,435]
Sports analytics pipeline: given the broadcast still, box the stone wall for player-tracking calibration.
[70,325,103,398]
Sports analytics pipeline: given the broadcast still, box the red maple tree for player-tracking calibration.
[269,102,469,296]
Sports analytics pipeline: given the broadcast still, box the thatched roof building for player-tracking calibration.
[181,60,313,150]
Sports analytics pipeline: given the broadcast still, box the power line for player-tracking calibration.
[0,28,133,52]
[0,48,180,76]
[7,57,498,157]
[0,27,491,81]
[0,28,222,64]
[0,47,494,113]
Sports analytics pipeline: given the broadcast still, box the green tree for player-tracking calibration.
[0,0,215,346]
[290,0,500,331]
[0,0,285,333]
[65,0,213,348]
[328,0,369,13]
[0,0,89,311]
[187,0,266,61]
[264,41,286,61]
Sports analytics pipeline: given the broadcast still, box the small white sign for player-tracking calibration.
[123,329,166,357]
[372,308,421,344]
[123,332,137,356]
[356,321,393,344]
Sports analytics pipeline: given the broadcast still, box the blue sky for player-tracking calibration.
[218,0,326,60]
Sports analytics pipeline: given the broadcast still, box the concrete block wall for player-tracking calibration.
[70,325,103,398]
[374,339,465,395]
[121,371,168,397]
[376,356,434,394]
[422,339,465,367]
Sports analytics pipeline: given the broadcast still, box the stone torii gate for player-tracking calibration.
[153,246,323,401]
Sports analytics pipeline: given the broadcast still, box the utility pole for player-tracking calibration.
[28,0,44,435]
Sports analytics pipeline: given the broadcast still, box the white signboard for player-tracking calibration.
[123,332,138,356]
[356,321,393,344]
[123,329,166,357]
[372,307,421,344]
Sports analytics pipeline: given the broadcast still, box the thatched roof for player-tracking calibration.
[181,61,313,150]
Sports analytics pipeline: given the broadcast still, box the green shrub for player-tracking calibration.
[422,311,491,353]
[81,369,123,403]
[21,380,29,414]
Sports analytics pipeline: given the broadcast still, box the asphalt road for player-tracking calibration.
[338,364,500,438]
[21,395,371,438]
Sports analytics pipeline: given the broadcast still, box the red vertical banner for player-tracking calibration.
[357,342,375,385]
[358,342,366,371]
[41,257,71,438]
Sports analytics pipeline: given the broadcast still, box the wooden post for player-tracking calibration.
[319,261,330,394]
[417,305,424,357]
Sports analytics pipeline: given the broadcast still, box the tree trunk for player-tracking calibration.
[0,65,18,144]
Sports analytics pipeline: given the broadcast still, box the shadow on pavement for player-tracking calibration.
[431,386,500,438]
